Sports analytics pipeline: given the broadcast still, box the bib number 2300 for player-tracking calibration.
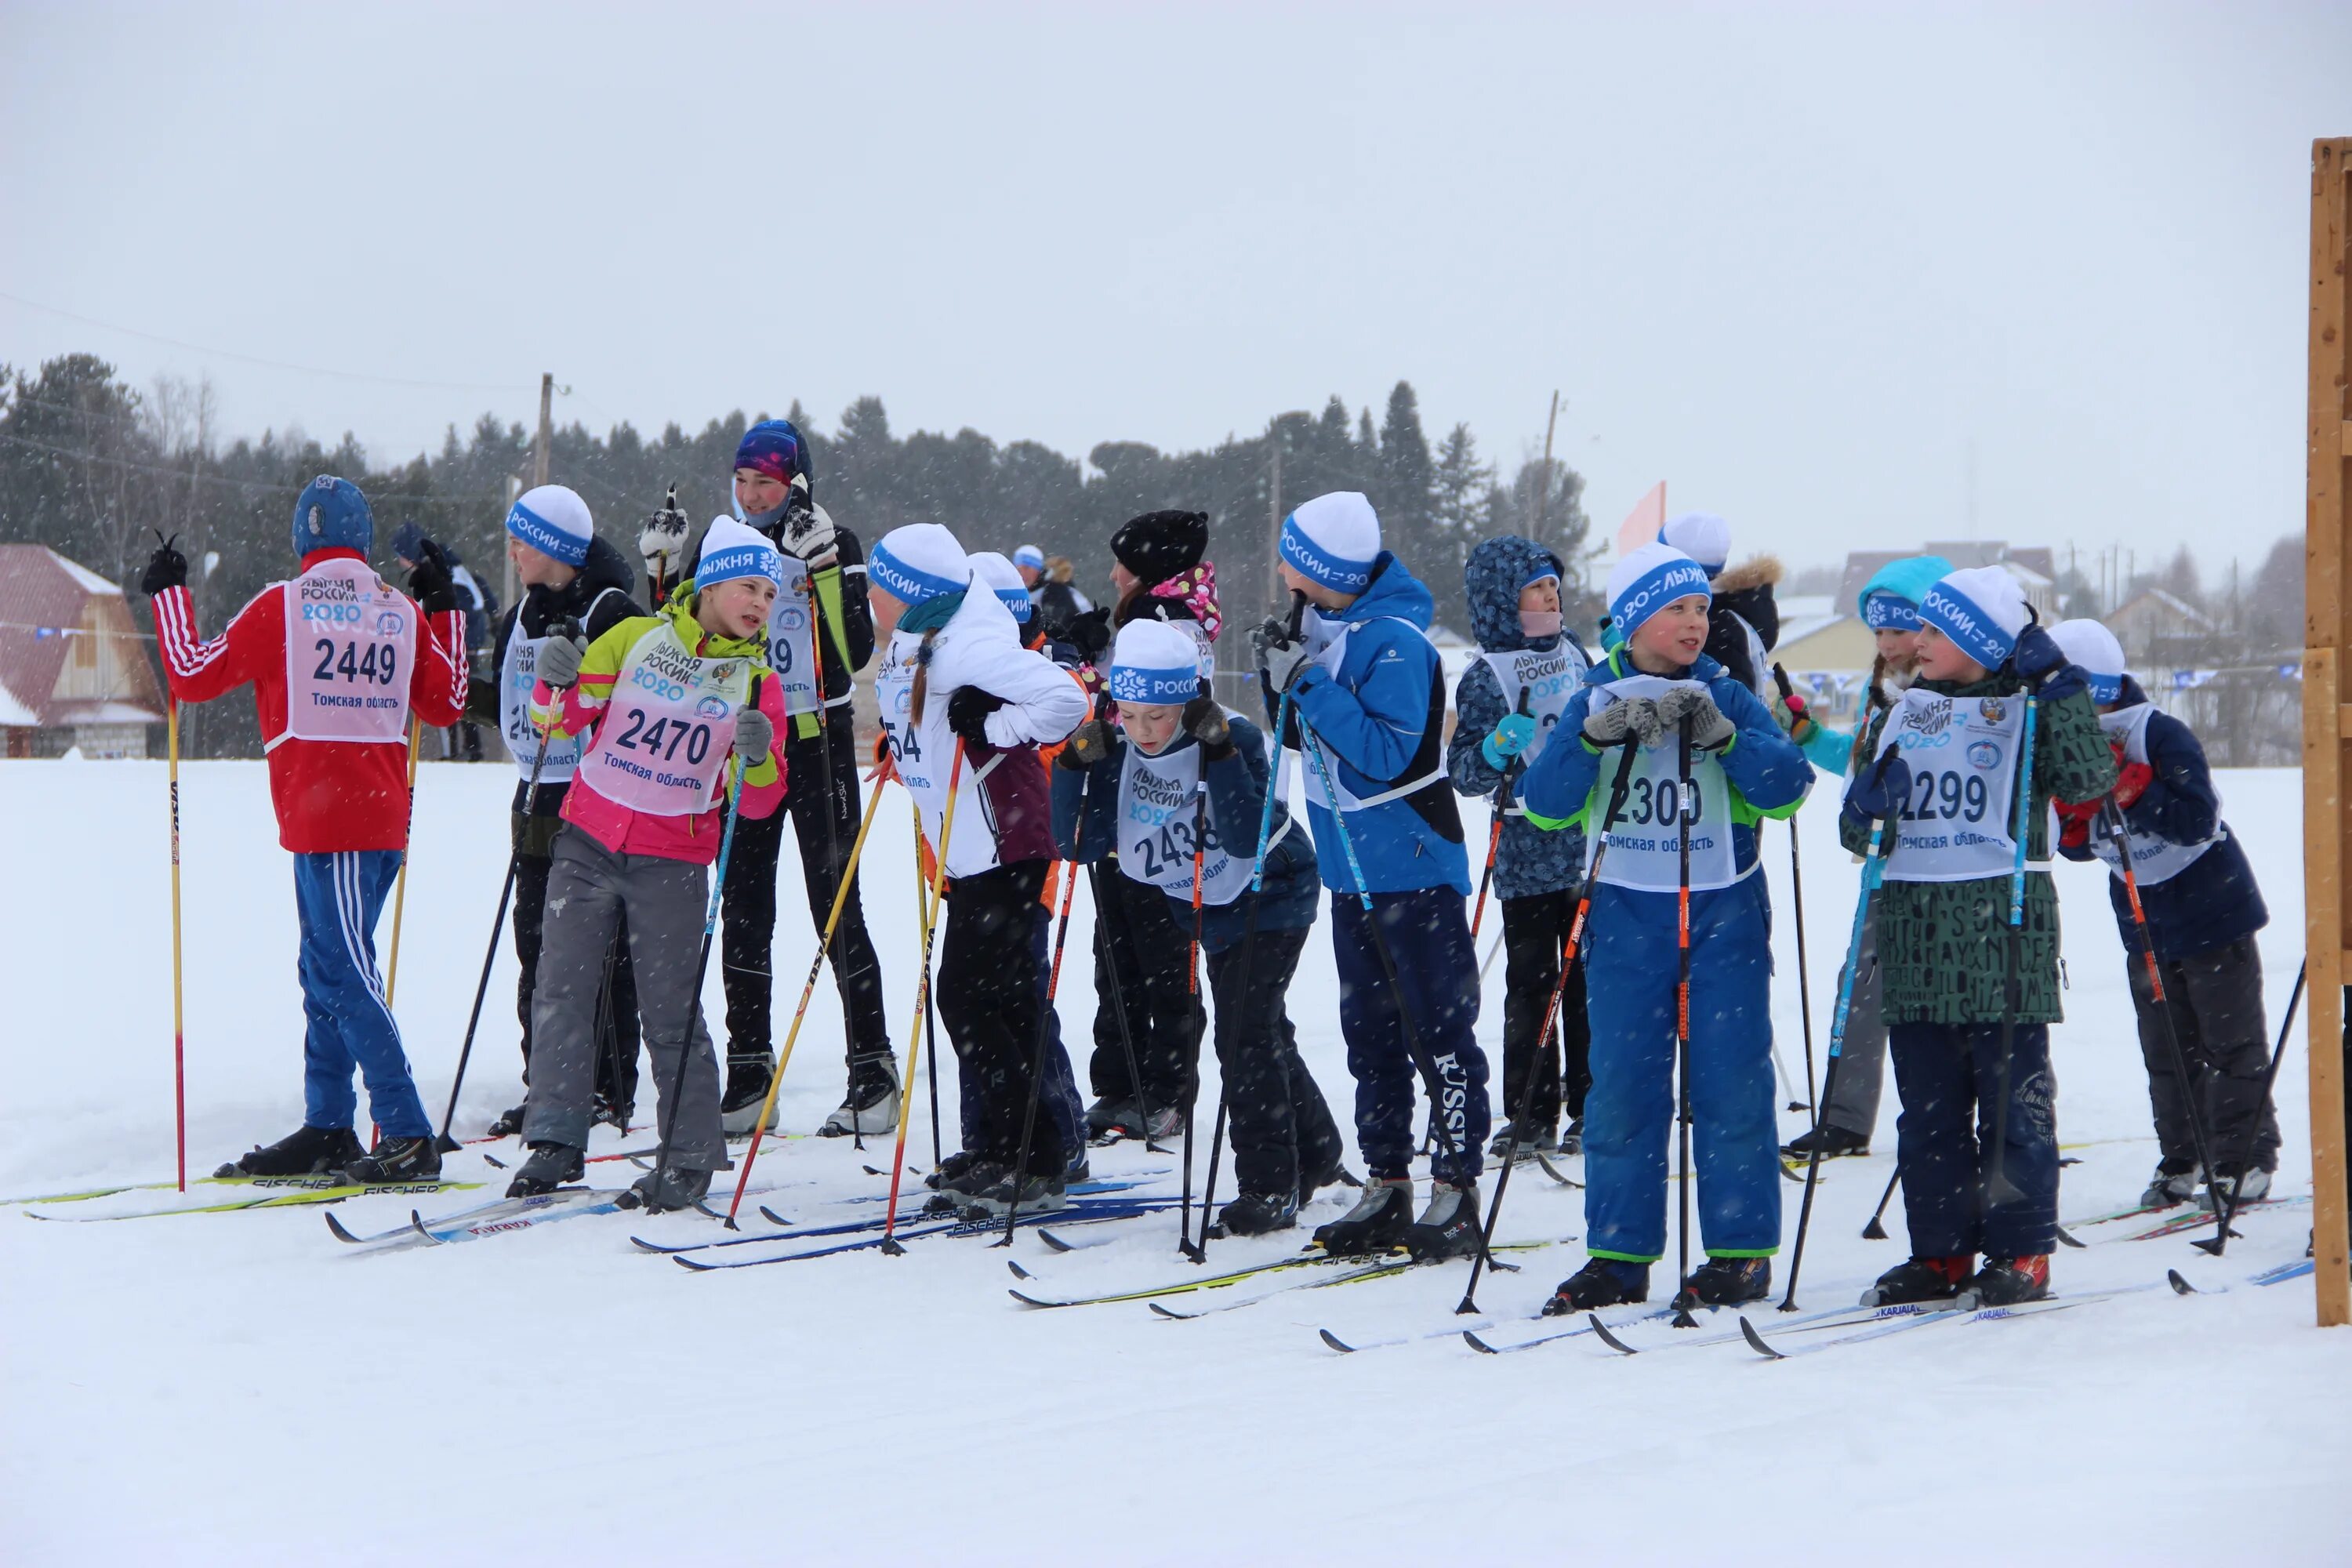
[1623,775,1701,828]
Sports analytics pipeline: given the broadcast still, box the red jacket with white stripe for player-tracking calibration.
[151,549,468,853]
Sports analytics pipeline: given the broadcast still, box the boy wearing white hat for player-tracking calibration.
[1520,542,1812,1312]
[2047,619,2278,1211]
[1838,567,2114,1306]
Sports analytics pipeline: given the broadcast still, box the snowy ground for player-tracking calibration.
[2,756,2343,1564]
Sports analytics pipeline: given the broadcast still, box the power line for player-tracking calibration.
[0,289,534,394]
[0,430,506,506]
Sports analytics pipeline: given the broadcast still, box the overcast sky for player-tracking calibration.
[4,2,2347,583]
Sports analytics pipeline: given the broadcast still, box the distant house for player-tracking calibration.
[0,545,166,758]
[2106,586,2217,665]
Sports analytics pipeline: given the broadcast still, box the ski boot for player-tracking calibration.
[1083,1096,1135,1142]
[1064,1148,1092,1186]
[337,1135,441,1184]
[928,1156,1008,1215]
[1310,1178,1414,1257]
[618,1163,713,1213]
[505,1142,586,1197]
[487,1104,528,1139]
[1860,1255,1972,1306]
[215,1124,365,1179]
[1686,1256,1770,1306]
[1488,1121,1556,1160]
[1780,1123,1869,1161]
[2204,1164,2271,1210]
[1542,1257,1650,1315]
[720,1051,779,1137]
[1958,1254,2050,1308]
[1558,1118,1585,1158]
[1220,1189,1301,1237]
[2140,1159,2200,1208]
[963,1168,1068,1218]
[819,1056,902,1138]
[1405,1179,1483,1262]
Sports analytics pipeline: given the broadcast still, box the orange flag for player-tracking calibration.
[1613,481,1667,557]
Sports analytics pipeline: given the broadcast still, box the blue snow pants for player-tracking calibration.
[1888,1021,2059,1258]
[1581,873,1780,1261]
[293,850,431,1138]
[1330,886,1489,1185]
[958,906,1085,1163]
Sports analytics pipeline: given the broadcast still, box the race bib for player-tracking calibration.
[1586,673,1739,892]
[763,554,825,718]
[1479,644,1585,811]
[1298,613,1446,814]
[1873,688,2026,884]
[577,622,748,816]
[2087,703,2221,886]
[501,629,584,783]
[280,557,414,746]
[1117,731,1249,906]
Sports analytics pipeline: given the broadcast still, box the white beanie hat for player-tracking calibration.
[1279,491,1381,593]
[1109,619,1205,707]
[967,550,1033,623]
[695,516,784,590]
[1607,542,1713,644]
[2049,619,2126,704]
[1918,565,2030,670]
[1659,512,1731,577]
[1013,544,1046,571]
[869,523,971,606]
[506,484,593,568]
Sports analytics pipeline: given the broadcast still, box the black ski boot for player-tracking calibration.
[505,1142,586,1197]
[1559,1117,1585,1157]
[1860,1254,1972,1307]
[1686,1256,1770,1306]
[964,1168,1067,1218]
[618,1163,713,1213]
[927,1156,1007,1214]
[337,1135,441,1184]
[1220,1189,1301,1236]
[487,1104,528,1138]
[215,1124,365,1179]
[1958,1254,2050,1308]
[1487,1121,1556,1160]
[1780,1123,1869,1161]
[1310,1178,1414,1257]
[1406,1179,1483,1262]
[720,1051,777,1137]
[1063,1148,1092,1185]
[1542,1257,1650,1315]
[1083,1096,1135,1141]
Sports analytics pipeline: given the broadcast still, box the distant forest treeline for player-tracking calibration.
[0,353,1591,757]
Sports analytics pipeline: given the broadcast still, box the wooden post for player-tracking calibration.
[2303,136,2351,1329]
[1533,390,1559,544]
[532,372,554,490]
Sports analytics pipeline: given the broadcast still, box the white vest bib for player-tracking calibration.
[278,557,415,748]
[1298,612,1446,813]
[1872,688,2031,884]
[2087,703,2222,886]
[1116,729,1251,907]
[576,622,749,816]
[500,627,584,783]
[1478,643,1585,813]
[1587,673,1740,893]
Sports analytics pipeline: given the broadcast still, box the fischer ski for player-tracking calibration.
[26,1178,481,1222]
[1736,1271,2202,1360]
[1145,1239,1562,1321]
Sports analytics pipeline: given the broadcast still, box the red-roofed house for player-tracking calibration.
[0,544,166,757]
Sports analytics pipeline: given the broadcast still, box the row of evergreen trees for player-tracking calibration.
[0,354,1593,756]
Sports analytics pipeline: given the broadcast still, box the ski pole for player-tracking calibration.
[998,760,1099,1243]
[167,694,187,1192]
[648,702,757,1200]
[723,770,891,1226]
[384,713,423,1005]
[2195,959,2305,1257]
[1192,664,1303,1261]
[1668,714,1700,1327]
[1178,777,1209,1250]
[1861,1162,1901,1240]
[909,795,945,1167]
[1468,689,1534,943]
[803,583,867,1149]
[1457,737,1641,1314]
[1981,682,2042,1211]
[1773,665,1819,1116]
[880,742,965,1255]
[1781,746,1900,1309]
[2101,797,2230,1240]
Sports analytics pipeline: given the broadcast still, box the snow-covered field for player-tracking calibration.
[2,757,2343,1564]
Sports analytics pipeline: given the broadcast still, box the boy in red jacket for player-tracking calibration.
[143,475,469,1182]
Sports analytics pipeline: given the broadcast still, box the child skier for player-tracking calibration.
[869,524,1089,1214]
[641,420,893,1141]
[2049,619,2278,1209]
[1446,535,1594,1158]
[1252,491,1493,1261]
[1055,620,1343,1232]
[1778,553,1952,1161]
[1520,542,1812,1309]
[503,518,790,1210]
[1842,567,2115,1307]
[459,485,647,1136]
[144,475,469,1181]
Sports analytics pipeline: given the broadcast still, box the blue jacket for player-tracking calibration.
[1052,712,1321,952]
[1269,554,1471,895]
[1446,535,1588,901]
[2054,678,2267,958]
[1518,648,1812,878]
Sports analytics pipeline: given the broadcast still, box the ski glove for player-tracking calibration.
[1254,619,1314,694]
[2111,757,2154,810]
[1181,695,1231,755]
[1582,695,1658,750]
[1482,712,1538,769]
[1061,718,1112,768]
[639,494,691,583]
[732,707,774,768]
[405,536,461,615]
[536,633,588,690]
[946,684,1006,749]
[1842,751,1911,830]
[1065,607,1113,666]
[775,485,838,567]
[2009,623,2067,682]
[1655,684,1736,752]
[2034,659,2089,706]
[140,535,188,597]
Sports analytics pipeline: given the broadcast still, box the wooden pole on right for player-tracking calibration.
[2301,136,2350,1329]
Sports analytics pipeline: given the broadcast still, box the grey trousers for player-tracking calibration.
[525,828,724,1169]
[1819,913,1889,1140]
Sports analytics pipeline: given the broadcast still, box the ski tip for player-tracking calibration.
[673,1254,717,1272]
[324,1210,364,1243]
[758,1205,792,1228]
[1320,1329,1359,1353]
[483,1152,507,1170]
[1738,1316,1788,1359]
[406,1211,434,1243]
[2055,1225,2087,1250]
[1588,1313,1641,1354]
[862,1165,884,1178]
[1007,1289,1059,1308]
[1038,1229,1075,1253]
[627,1235,673,1254]
[1007,1259,1035,1281]
[2167,1268,2197,1295]
[1145,1301,1191,1319]
[1461,1330,1500,1355]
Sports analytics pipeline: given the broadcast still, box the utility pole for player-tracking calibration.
[1265,428,1283,617]
[1533,390,1559,546]
[506,372,554,610]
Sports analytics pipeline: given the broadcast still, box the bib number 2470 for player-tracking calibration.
[613,708,713,768]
